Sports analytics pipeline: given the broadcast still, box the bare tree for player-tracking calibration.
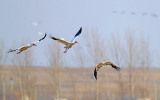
[11,42,35,100]
[109,31,152,99]
[23,49,35,100]
[84,28,109,100]
[48,42,64,100]
[72,45,90,100]
[110,33,126,99]
[0,42,8,100]
[123,30,142,99]
[12,53,25,100]
[139,34,151,99]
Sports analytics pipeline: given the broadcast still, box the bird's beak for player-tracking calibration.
[75,41,78,43]
[33,44,37,46]
[94,68,97,80]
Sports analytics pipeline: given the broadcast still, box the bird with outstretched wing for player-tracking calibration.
[94,62,120,80]
[49,27,82,53]
[7,33,47,54]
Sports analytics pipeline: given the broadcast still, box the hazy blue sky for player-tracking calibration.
[0,0,160,67]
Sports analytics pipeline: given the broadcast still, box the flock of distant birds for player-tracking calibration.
[7,27,120,80]
[112,10,158,18]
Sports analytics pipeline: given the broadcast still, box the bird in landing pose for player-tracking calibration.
[7,33,47,54]
[49,27,82,53]
[94,62,120,80]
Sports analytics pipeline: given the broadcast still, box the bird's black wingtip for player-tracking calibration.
[74,27,82,37]
[80,27,82,32]
[94,68,97,80]
[43,33,47,38]
[44,33,47,36]
[39,33,47,41]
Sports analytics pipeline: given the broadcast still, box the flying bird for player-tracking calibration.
[7,33,47,54]
[49,27,82,53]
[142,12,147,16]
[112,10,117,14]
[32,21,41,26]
[94,62,120,80]
[151,13,158,18]
[131,12,136,15]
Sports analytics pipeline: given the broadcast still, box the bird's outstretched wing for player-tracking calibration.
[94,62,120,80]
[49,34,69,45]
[94,68,97,80]
[71,27,82,43]
[33,33,47,44]
[39,33,47,41]
[104,62,120,71]
[7,34,46,54]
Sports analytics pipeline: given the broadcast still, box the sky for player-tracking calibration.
[0,0,160,67]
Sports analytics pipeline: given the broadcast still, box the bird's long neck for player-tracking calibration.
[72,42,76,44]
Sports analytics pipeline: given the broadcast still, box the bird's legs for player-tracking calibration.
[64,48,69,53]
[17,50,23,54]
[97,68,99,71]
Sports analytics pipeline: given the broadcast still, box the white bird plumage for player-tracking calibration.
[7,33,47,54]
[49,27,82,53]
[32,21,41,26]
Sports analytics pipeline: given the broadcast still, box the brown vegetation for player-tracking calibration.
[0,29,159,100]
[0,66,160,100]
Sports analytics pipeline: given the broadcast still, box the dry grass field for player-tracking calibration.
[1,66,160,100]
